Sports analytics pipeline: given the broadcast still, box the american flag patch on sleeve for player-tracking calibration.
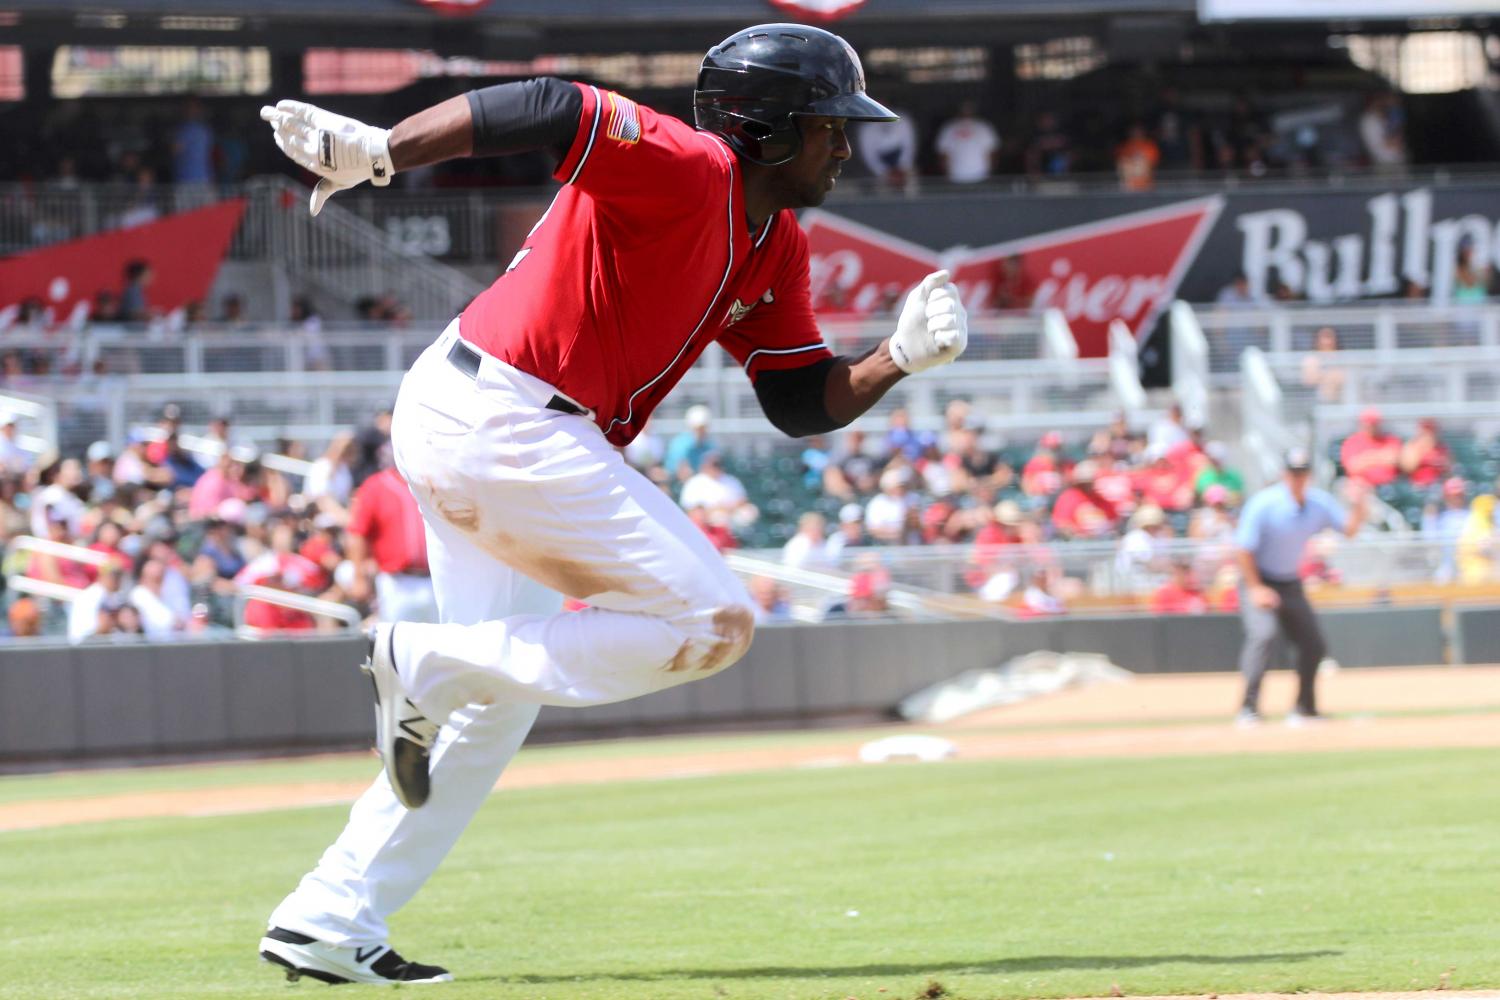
[605,92,641,145]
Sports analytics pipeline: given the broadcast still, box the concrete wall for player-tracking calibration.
[0,606,1453,763]
[1452,607,1500,665]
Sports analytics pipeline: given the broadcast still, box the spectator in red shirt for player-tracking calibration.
[346,464,437,624]
[1022,431,1067,497]
[1340,408,1401,487]
[687,505,738,554]
[234,522,331,632]
[966,499,1023,588]
[1151,560,1209,615]
[1052,460,1120,538]
[1090,451,1136,515]
[144,404,182,467]
[1400,417,1450,488]
[1138,451,1196,512]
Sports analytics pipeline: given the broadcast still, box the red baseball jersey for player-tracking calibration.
[460,82,833,446]
[346,466,429,575]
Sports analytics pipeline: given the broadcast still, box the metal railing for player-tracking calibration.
[1262,344,1500,417]
[232,584,362,638]
[739,531,1493,612]
[0,390,58,458]
[18,356,1151,459]
[1,535,361,642]
[0,309,1066,381]
[725,551,1008,623]
[1193,301,1500,376]
[1170,300,1210,431]
[1240,346,1307,490]
[2,301,1131,457]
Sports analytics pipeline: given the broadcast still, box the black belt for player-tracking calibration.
[446,340,587,417]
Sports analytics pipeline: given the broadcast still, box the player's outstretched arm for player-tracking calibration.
[828,268,967,423]
[754,270,968,437]
[260,80,580,215]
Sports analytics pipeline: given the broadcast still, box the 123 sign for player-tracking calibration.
[384,215,453,257]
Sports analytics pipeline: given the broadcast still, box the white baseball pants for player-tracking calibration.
[269,321,755,946]
[374,571,439,624]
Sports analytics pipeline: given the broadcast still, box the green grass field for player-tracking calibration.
[3,745,1497,1000]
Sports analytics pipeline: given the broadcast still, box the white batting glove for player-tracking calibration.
[259,100,393,216]
[888,270,969,375]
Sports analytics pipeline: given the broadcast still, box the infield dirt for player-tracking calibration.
[5,665,1498,834]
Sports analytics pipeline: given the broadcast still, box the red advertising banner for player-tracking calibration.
[411,0,493,14]
[802,196,1223,357]
[0,199,246,329]
[767,0,869,21]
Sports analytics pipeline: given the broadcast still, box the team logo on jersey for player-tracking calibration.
[726,288,774,326]
[605,93,641,145]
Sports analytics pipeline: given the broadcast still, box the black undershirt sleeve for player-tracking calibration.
[465,78,583,160]
[752,358,842,438]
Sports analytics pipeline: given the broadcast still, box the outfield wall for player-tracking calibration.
[0,606,1467,762]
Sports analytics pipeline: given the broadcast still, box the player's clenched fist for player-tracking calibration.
[259,100,393,216]
[888,270,969,375]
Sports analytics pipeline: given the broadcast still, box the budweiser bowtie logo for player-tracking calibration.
[803,195,1224,357]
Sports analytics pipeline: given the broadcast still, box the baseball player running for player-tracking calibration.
[256,24,967,984]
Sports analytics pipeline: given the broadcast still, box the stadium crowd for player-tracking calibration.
[1,83,1412,197]
[3,383,1499,639]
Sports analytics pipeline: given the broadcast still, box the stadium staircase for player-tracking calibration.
[239,177,487,322]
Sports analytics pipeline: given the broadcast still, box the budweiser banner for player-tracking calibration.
[0,199,246,329]
[411,0,493,13]
[767,0,869,20]
[807,180,1500,356]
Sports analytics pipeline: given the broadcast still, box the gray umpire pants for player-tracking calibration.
[1238,577,1326,715]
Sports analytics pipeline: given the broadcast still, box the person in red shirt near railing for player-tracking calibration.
[25,509,95,590]
[1340,408,1401,487]
[235,549,329,631]
[1090,451,1137,516]
[1051,460,1120,539]
[1151,559,1209,615]
[345,463,437,625]
[1400,417,1450,489]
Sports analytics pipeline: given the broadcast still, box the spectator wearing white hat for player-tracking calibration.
[663,404,717,481]
[824,502,867,563]
[1116,504,1174,589]
[85,441,116,502]
[865,466,916,544]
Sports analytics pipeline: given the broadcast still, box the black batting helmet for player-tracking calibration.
[694,23,898,167]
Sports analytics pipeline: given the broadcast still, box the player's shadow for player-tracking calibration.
[477,950,1340,984]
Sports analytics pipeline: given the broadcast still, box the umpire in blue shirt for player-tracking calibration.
[1234,447,1367,724]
